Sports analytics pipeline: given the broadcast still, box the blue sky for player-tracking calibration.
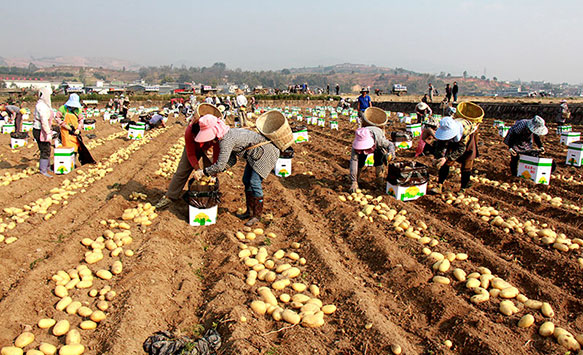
[2,0,582,83]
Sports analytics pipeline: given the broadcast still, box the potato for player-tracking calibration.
[466,278,481,289]
[557,334,581,351]
[66,301,82,315]
[34,318,55,335]
[524,300,543,310]
[97,301,108,312]
[53,320,70,336]
[273,250,285,260]
[245,232,256,241]
[65,329,81,345]
[96,270,113,280]
[301,311,325,328]
[517,314,534,328]
[14,332,35,348]
[282,267,300,279]
[452,268,466,282]
[432,276,450,285]
[309,285,320,297]
[39,343,57,355]
[489,289,501,298]
[539,321,555,337]
[390,344,402,355]
[499,300,518,316]
[491,278,512,290]
[292,283,307,292]
[265,271,277,283]
[271,309,283,321]
[111,261,123,275]
[0,347,23,355]
[244,258,258,267]
[470,288,490,304]
[300,303,320,315]
[76,280,92,289]
[264,260,275,269]
[516,294,528,303]
[287,252,300,261]
[456,253,468,261]
[90,310,106,322]
[282,309,301,325]
[57,344,84,355]
[238,249,251,259]
[77,306,93,317]
[253,228,264,235]
[56,297,73,311]
[480,274,494,289]
[428,252,444,262]
[292,294,311,304]
[322,305,337,314]
[258,287,278,306]
[541,302,554,317]
[279,294,291,303]
[79,321,97,330]
[500,287,519,299]
[435,259,450,273]
[250,300,267,315]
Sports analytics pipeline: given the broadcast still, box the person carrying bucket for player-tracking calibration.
[430,102,483,194]
[504,115,548,177]
[192,110,290,226]
[349,107,396,192]
[156,104,222,210]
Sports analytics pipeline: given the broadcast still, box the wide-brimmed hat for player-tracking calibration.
[65,94,81,108]
[195,114,230,143]
[360,87,369,93]
[527,115,548,136]
[416,102,429,111]
[435,116,463,141]
[362,107,387,127]
[195,103,222,121]
[218,105,225,113]
[353,127,374,150]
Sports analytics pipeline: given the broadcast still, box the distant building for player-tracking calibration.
[1,77,54,90]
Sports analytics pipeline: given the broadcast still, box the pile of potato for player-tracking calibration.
[155,138,184,178]
[472,175,582,214]
[0,128,168,246]
[0,201,159,355]
[554,173,583,186]
[236,228,336,328]
[337,189,583,352]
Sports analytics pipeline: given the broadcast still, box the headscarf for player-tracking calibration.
[39,87,52,107]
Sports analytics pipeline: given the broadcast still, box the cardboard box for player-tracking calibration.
[557,125,572,134]
[493,120,504,128]
[22,122,33,132]
[517,155,552,185]
[395,140,413,149]
[349,115,357,123]
[103,112,111,121]
[127,124,145,140]
[399,116,411,124]
[364,154,374,167]
[2,124,15,134]
[386,182,427,201]
[274,158,292,177]
[560,132,581,145]
[498,126,510,138]
[330,121,338,130]
[296,114,303,121]
[293,130,308,143]
[566,141,583,167]
[189,205,218,226]
[54,147,75,175]
[10,138,27,149]
[317,118,326,127]
[84,123,96,131]
[406,123,422,137]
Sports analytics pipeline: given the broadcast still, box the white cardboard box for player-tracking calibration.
[2,124,15,134]
[54,147,75,175]
[330,121,338,130]
[10,138,27,149]
[22,122,33,132]
[493,120,504,128]
[84,123,96,131]
[406,123,422,137]
[317,118,325,127]
[395,140,413,150]
[517,154,552,185]
[293,130,309,143]
[127,125,145,140]
[189,205,218,226]
[274,158,292,177]
[386,182,427,201]
[560,132,581,145]
[566,141,583,167]
[557,125,572,134]
[400,116,412,124]
[498,126,510,138]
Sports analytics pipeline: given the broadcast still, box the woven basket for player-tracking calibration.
[455,102,484,123]
[195,103,221,121]
[256,110,294,151]
[363,107,388,127]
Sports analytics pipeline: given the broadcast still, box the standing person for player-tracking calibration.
[445,84,452,103]
[0,104,23,132]
[335,83,340,95]
[236,89,248,126]
[192,114,281,226]
[155,104,222,210]
[32,87,55,177]
[349,119,396,192]
[504,116,548,176]
[56,94,85,158]
[431,102,483,193]
[452,81,459,102]
[428,83,435,102]
[421,94,429,104]
[556,100,570,124]
[326,84,330,95]
[357,88,371,123]
[120,96,130,118]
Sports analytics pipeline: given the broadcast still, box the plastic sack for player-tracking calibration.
[387,161,429,186]
[280,147,294,159]
[391,131,412,142]
[10,132,29,139]
[182,178,221,209]
[143,329,222,355]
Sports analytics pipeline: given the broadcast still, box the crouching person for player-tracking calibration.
[504,115,548,176]
[349,126,396,192]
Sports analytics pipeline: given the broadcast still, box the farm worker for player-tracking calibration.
[32,87,55,177]
[235,89,249,126]
[192,114,280,226]
[0,104,24,132]
[155,105,222,210]
[335,83,340,95]
[431,115,479,193]
[56,94,85,153]
[349,127,396,192]
[452,81,459,102]
[415,116,440,157]
[415,102,432,123]
[504,116,547,176]
[428,83,435,102]
[148,111,167,129]
[120,96,130,117]
[556,100,570,124]
[356,88,371,123]
[445,84,452,103]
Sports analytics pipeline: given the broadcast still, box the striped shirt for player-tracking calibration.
[204,128,280,179]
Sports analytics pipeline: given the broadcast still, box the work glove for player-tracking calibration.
[509,148,517,156]
[193,169,204,181]
[435,157,447,169]
[349,181,359,193]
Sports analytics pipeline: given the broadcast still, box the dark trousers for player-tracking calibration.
[15,113,23,132]
[33,128,51,159]
[510,155,519,176]
[357,149,387,170]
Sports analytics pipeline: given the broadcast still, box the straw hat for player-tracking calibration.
[256,110,294,151]
[362,107,387,127]
[195,103,221,121]
[416,102,429,111]
[454,102,484,123]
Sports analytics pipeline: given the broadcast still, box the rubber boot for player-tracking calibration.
[245,196,263,226]
[39,159,53,178]
[236,191,254,220]
[460,171,473,190]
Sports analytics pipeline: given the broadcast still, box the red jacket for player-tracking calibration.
[184,121,219,169]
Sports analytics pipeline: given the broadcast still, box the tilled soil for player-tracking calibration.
[0,107,582,355]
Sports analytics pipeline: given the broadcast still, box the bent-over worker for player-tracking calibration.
[504,115,548,176]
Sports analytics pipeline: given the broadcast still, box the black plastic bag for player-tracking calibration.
[143,329,222,355]
[387,161,429,186]
[10,132,28,139]
[182,178,220,209]
[280,147,294,159]
[390,131,412,142]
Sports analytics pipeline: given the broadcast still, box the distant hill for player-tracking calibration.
[0,56,141,71]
